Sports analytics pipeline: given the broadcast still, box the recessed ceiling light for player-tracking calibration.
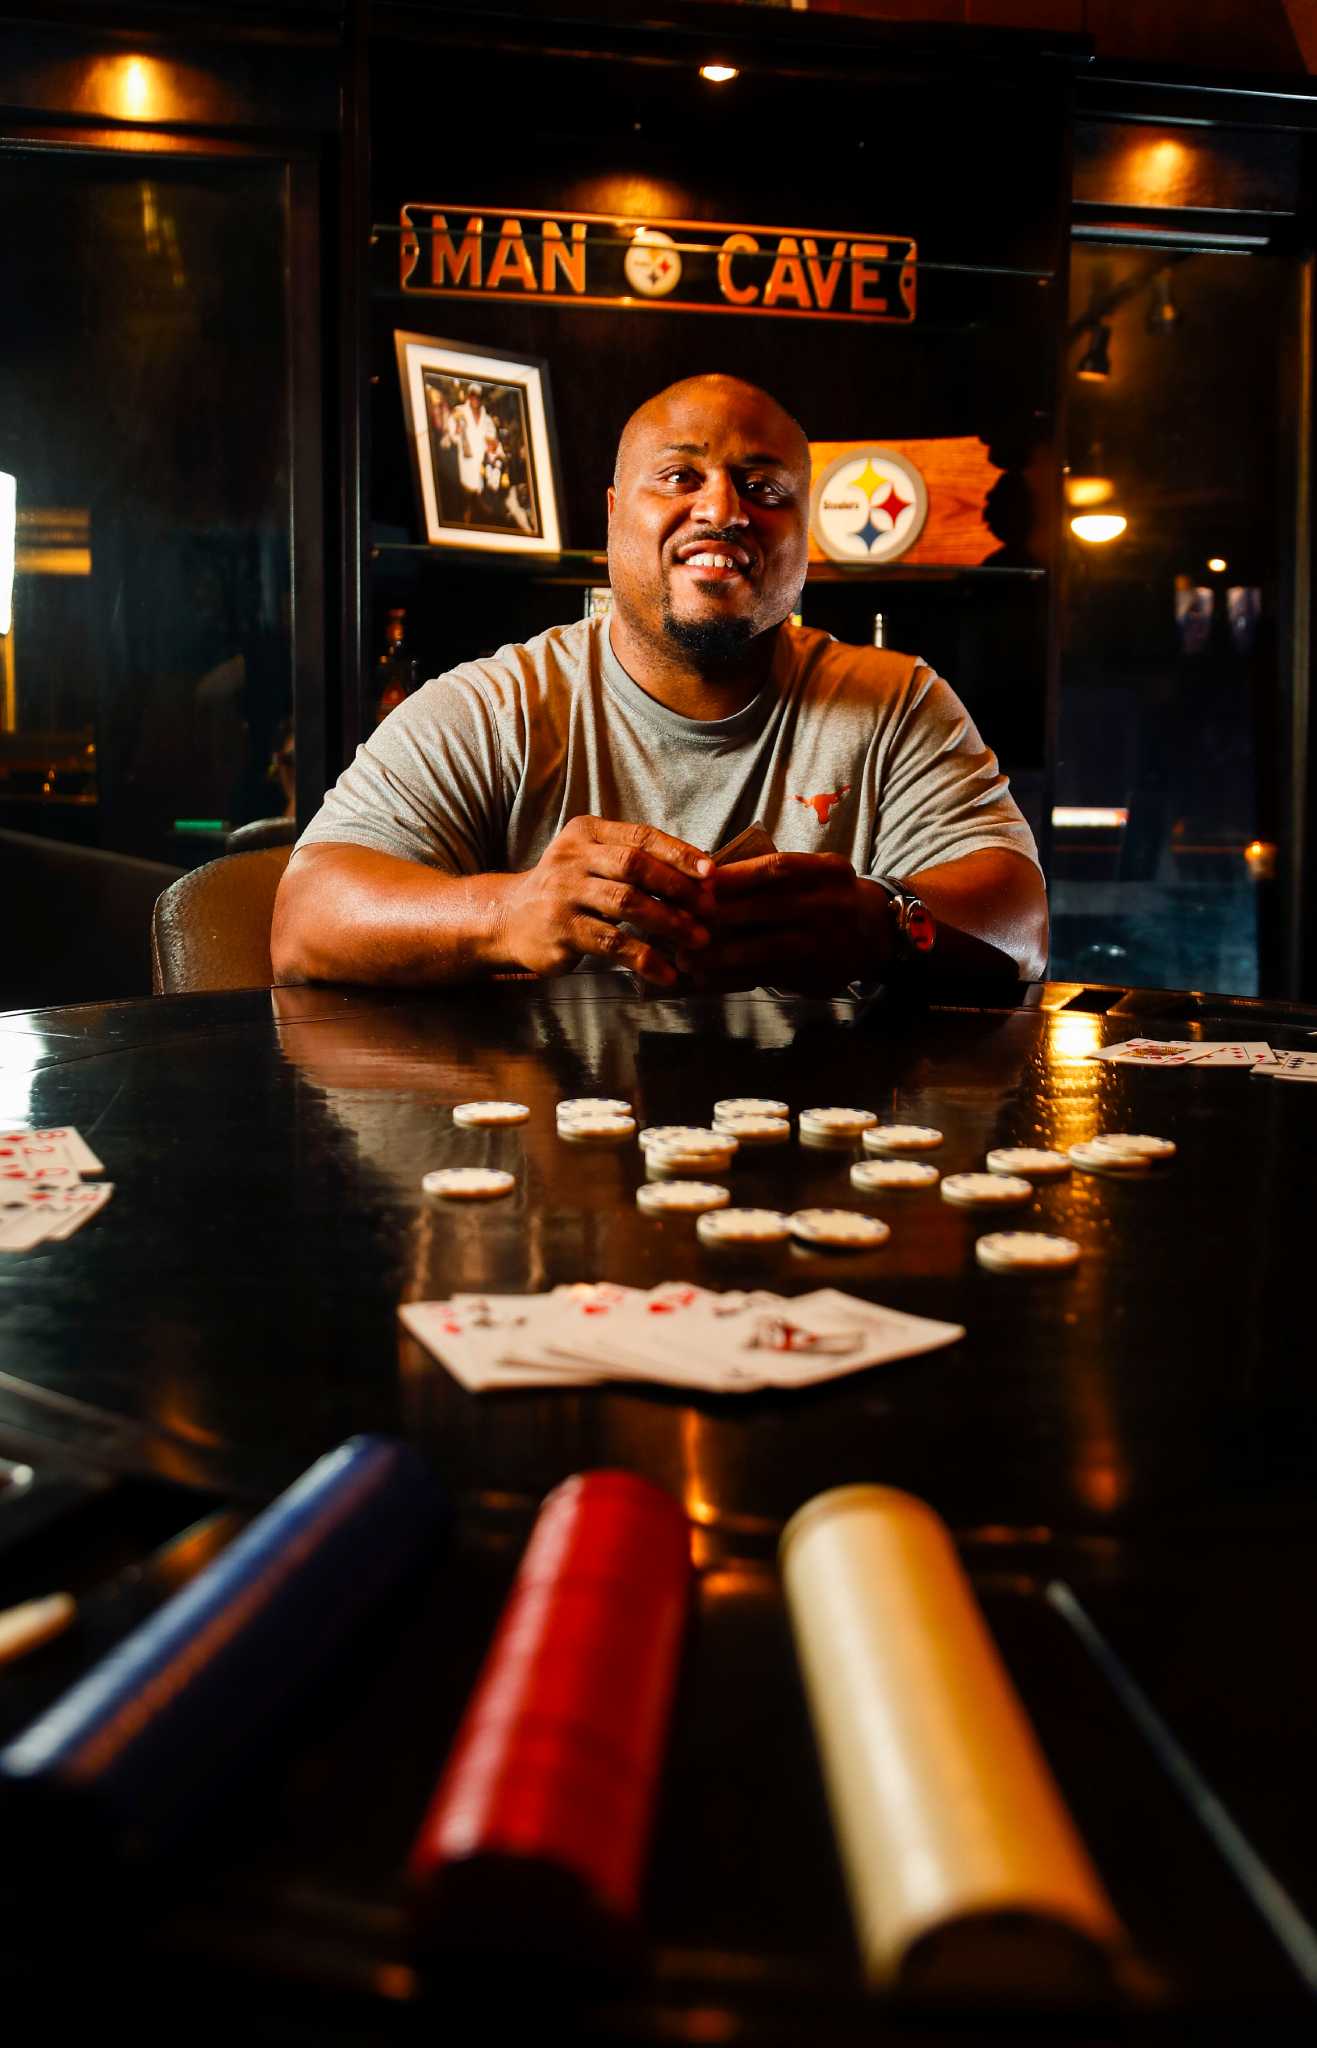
[700,64,738,84]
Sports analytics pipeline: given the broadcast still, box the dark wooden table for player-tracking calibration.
[2,975,1316,2040]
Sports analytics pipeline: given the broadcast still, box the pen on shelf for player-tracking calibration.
[1046,1580,1317,2001]
[0,1592,76,1668]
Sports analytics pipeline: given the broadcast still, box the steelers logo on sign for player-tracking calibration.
[624,228,682,299]
[810,445,929,566]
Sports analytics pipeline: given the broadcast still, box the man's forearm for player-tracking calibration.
[272,844,518,986]
[902,849,1049,981]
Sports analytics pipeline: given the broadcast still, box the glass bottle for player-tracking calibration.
[375,607,419,724]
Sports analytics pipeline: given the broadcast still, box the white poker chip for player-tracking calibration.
[1090,1132,1176,1162]
[636,1181,731,1216]
[422,1167,516,1201]
[850,1158,939,1192]
[556,1097,631,1122]
[976,1231,1081,1272]
[557,1113,637,1144]
[638,1124,736,1152]
[712,1114,791,1145]
[1068,1140,1150,1177]
[985,1147,1071,1179]
[713,1098,789,1122]
[788,1208,891,1249]
[941,1172,1033,1209]
[863,1124,943,1155]
[451,1100,530,1128]
[696,1207,790,1246]
[799,1107,878,1142]
[647,1141,737,1178]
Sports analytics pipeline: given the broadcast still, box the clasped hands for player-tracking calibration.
[499,815,890,994]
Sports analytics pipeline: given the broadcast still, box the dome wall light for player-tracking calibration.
[700,64,739,83]
[1071,512,1127,544]
[1076,323,1112,381]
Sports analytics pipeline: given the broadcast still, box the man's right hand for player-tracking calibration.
[499,817,714,985]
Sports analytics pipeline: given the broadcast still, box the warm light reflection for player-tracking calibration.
[1048,1011,1103,1064]
[1065,473,1115,509]
[680,1410,718,1527]
[1070,512,1127,544]
[1131,136,1187,205]
[1052,806,1129,829]
[700,64,739,84]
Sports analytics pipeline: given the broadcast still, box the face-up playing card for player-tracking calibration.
[399,1296,607,1391]
[1254,1050,1317,1083]
[0,1183,114,1251]
[547,1284,781,1390]
[1191,1041,1280,1069]
[0,1165,83,1196]
[0,1128,104,1174]
[1088,1039,1209,1067]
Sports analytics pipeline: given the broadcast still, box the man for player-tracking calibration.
[273,374,1047,992]
[451,383,504,526]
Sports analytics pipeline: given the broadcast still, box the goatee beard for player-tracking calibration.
[660,604,755,663]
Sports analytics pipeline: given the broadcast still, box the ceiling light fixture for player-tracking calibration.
[1207,556,1227,573]
[1071,512,1127,544]
[700,64,738,84]
[1076,323,1112,381]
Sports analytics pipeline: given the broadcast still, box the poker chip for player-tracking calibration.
[636,1181,731,1216]
[976,1231,1081,1273]
[788,1208,891,1249]
[638,1124,735,1152]
[647,1138,737,1177]
[451,1100,530,1128]
[712,1114,791,1145]
[985,1147,1071,1179]
[863,1124,943,1155]
[799,1107,878,1143]
[940,1172,1033,1209]
[713,1098,789,1122]
[1068,1140,1150,1177]
[557,1113,637,1144]
[422,1167,516,1201]
[1089,1132,1176,1162]
[850,1158,940,1192]
[696,1207,790,1246]
[556,1097,631,1122]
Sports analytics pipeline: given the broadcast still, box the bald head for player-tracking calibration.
[605,373,812,680]
[613,374,809,491]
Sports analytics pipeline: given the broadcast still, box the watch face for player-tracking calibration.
[905,901,936,953]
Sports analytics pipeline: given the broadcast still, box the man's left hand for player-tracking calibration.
[678,853,890,994]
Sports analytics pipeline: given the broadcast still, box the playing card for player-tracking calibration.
[711,822,777,867]
[744,1289,965,1387]
[0,1127,103,1174]
[1190,1041,1279,1069]
[0,1165,83,1197]
[399,1296,605,1391]
[1088,1038,1209,1067]
[550,1284,780,1389]
[0,1180,113,1248]
[1254,1051,1317,1083]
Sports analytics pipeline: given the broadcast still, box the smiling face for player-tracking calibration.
[607,376,811,668]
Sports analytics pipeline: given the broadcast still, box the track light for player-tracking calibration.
[1076,323,1112,381]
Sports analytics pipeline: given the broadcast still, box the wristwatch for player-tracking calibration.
[870,876,937,963]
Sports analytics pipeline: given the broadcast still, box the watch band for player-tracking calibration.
[870,876,937,962]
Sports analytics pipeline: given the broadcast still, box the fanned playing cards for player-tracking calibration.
[400,1281,964,1395]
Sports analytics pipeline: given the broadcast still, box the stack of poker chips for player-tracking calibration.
[408,1470,691,1971]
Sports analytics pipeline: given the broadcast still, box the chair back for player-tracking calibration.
[151,844,293,994]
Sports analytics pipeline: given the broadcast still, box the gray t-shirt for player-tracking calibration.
[297,616,1038,880]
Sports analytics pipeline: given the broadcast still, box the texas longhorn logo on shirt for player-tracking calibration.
[792,785,852,826]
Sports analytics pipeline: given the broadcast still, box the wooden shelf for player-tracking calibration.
[370,543,1045,585]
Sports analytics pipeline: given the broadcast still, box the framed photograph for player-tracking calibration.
[394,331,562,557]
